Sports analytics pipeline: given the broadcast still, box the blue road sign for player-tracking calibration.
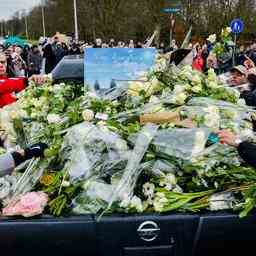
[162,7,181,13]
[230,19,244,34]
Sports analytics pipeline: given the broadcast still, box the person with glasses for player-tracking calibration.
[0,53,49,108]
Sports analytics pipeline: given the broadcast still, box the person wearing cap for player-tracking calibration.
[229,65,248,87]
[218,130,256,168]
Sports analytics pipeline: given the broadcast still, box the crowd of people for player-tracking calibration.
[0,34,180,78]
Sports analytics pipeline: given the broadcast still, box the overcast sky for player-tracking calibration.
[0,0,41,20]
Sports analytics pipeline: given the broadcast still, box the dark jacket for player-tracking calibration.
[28,52,43,75]
[238,141,256,168]
[43,44,56,74]
[240,90,256,107]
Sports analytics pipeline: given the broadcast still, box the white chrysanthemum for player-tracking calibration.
[143,182,155,197]
[82,109,94,122]
[47,113,62,124]
[207,34,217,44]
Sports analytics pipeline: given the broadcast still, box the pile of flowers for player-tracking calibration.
[0,59,256,218]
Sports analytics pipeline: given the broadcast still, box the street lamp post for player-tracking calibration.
[25,14,29,39]
[41,0,46,37]
[73,0,79,42]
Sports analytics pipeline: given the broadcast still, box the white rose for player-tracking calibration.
[47,114,62,124]
[82,109,94,122]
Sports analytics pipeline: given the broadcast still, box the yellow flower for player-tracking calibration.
[40,174,54,186]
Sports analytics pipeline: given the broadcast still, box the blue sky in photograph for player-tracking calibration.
[85,48,156,90]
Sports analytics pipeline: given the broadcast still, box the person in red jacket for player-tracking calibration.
[0,53,48,108]
[192,44,204,72]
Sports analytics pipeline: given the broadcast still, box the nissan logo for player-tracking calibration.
[137,221,160,242]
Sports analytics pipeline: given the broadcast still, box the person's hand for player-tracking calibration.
[244,56,255,70]
[217,130,240,147]
[29,74,50,85]
[24,143,48,159]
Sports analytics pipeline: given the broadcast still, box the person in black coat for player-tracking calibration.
[218,130,256,168]
[240,73,256,107]
[43,43,56,74]
[68,43,81,55]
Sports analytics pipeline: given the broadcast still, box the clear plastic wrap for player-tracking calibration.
[153,128,211,160]
[105,124,158,211]
[6,158,45,206]
[150,160,178,177]
[72,179,115,214]
[187,97,254,112]
[62,122,129,181]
